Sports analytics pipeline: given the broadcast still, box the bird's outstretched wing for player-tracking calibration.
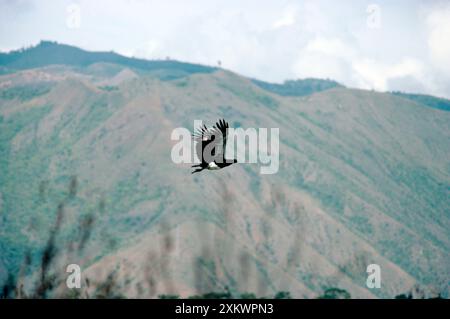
[213,119,229,163]
[193,122,224,165]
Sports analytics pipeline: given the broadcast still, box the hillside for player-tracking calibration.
[252,78,343,97]
[0,44,449,299]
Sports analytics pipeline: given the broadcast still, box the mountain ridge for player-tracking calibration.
[2,41,449,111]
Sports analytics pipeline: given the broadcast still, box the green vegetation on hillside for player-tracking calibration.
[0,84,51,101]
[98,85,119,92]
[317,288,351,299]
[252,78,343,97]
[391,91,450,111]
[0,41,216,80]
[0,104,54,271]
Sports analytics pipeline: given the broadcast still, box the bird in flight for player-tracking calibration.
[191,119,238,174]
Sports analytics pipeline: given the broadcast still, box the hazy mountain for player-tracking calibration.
[0,43,449,299]
[0,41,216,80]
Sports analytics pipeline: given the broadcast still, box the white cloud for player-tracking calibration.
[426,6,450,74]
[353,57,425,91]
[293,37,355,80]
[304,37,356,59]
[294,36,428,93]
[272,6,297,29]
[132,40,163,59]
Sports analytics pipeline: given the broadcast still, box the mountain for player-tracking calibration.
[0,41,216,80]
[0,43,449,299]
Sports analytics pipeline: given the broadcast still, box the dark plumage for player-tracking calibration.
[191,119,238,174]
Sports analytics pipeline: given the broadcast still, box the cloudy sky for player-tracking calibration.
[1,0,450,98]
